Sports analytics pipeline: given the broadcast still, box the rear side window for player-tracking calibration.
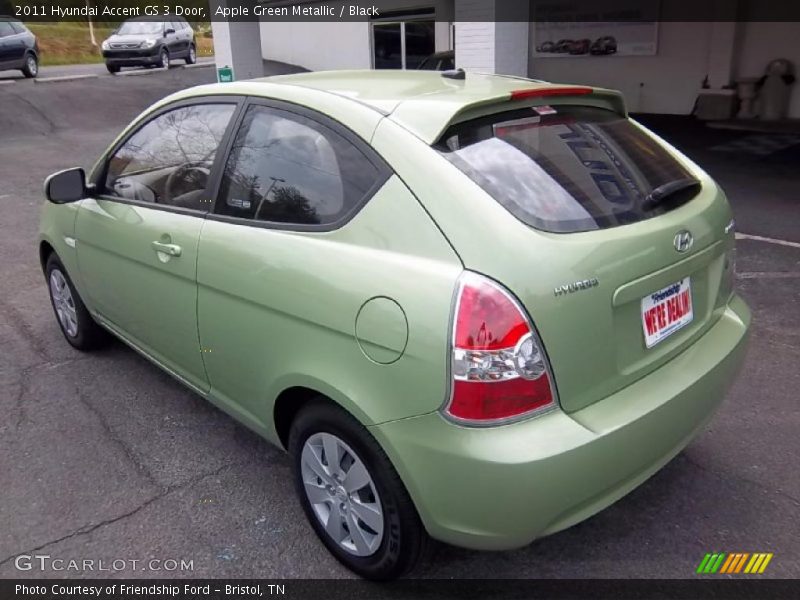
[436,106,698,233]
[217,105,384,227]
[10,21,27,34]
[0,22,15,37]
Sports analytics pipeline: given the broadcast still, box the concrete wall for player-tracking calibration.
[529,21,712,114]
[213,19,265,80]
[261,22,371,71]
[529,12,800,117]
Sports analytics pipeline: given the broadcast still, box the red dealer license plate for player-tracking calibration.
[641,277,694,348]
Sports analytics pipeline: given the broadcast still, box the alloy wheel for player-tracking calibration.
[300,432,384,557]
[49,269,78,338]
[27,56,38,76]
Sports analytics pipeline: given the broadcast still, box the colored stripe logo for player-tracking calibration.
[696,552,773,574]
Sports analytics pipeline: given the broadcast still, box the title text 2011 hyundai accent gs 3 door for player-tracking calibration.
[39,71,750,580]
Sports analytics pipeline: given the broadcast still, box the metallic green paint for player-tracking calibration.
[39,70,750,553]
[371,296,750,550]
[195,175,461,435]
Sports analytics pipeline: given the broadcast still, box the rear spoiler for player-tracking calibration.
[390,85,628,145]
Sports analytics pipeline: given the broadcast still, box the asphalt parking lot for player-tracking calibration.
[0,67,798,580]
[0,57,217,82]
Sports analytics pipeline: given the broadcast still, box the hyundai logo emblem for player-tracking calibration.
[674,230,694,253]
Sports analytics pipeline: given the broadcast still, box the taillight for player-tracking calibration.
[445,272,557,424]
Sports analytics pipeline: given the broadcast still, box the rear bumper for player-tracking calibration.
[371,295,750,550]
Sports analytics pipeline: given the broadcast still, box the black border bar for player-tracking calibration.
[3,0,800,23]
[3,579,800,600]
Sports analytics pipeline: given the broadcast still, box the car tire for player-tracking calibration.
[158,48,170,69]
[106,63,120,74]
[288,400,430,580]
[45,254,109,351]
[21,53,38,78]
[185,44,197,65]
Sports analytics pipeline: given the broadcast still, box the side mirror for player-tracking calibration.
[44,168,89,204]
[165,28,175,35]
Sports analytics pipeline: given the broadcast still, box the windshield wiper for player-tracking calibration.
[642,178,701,211]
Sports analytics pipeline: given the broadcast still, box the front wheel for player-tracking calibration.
[45,254,109,351]
[288,402,430,580]
[21,53,38,78]
[157,48,170,69]
[106,63,120,74]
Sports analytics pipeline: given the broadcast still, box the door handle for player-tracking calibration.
[151,241,182,257]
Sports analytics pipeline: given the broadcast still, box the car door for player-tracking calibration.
[176,20,191,55]
[75,98,241,393]
[165,22,182,55]
[5,22,28,64]
[195,100,395,425]
[0,21,16,68]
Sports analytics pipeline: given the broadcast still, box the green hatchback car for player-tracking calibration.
[39,70,750,580]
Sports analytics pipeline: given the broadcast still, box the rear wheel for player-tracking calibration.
[106,63,120,74]
[21,53,38,78]
[288,401,429,580]
[45,254,109,351]
[185,44,197,65]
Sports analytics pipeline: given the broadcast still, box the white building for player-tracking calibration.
[211,0,800,118]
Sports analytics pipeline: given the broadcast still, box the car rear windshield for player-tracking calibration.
[435,105,699,233]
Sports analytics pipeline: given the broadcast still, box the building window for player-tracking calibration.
[371,16,436,70]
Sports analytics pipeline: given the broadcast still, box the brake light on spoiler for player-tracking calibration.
[509,87,594,101]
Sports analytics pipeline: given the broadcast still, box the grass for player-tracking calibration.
[27,22,215,67]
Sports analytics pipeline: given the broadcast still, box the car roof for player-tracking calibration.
[161,70,625,145]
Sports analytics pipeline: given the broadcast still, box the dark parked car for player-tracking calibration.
[569,38,591,55]
[536,41,555,53]
[0,17,39,78]
[591,36,618,55]
[417,50,455,71]
[554,39,574,53]
[102,17,196,74]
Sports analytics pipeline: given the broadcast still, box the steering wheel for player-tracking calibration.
[164,161,211,204]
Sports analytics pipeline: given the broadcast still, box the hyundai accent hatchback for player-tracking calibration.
[39,70,750,580]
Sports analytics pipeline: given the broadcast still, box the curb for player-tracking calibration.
[119,62,214,77]
[0,80,16,86]
[35,74,99,84]
[119,68,166,77]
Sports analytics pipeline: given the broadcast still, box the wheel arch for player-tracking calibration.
[39,240,55,273]
[271,380,373,451]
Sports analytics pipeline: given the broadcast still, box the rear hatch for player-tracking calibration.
[435,98,735,413]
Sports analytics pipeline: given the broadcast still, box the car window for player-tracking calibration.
[104,103,236,211]
[0,21,16,37]
[9,21,27,34]
[216,105,383,226]
[436,105,697,233]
